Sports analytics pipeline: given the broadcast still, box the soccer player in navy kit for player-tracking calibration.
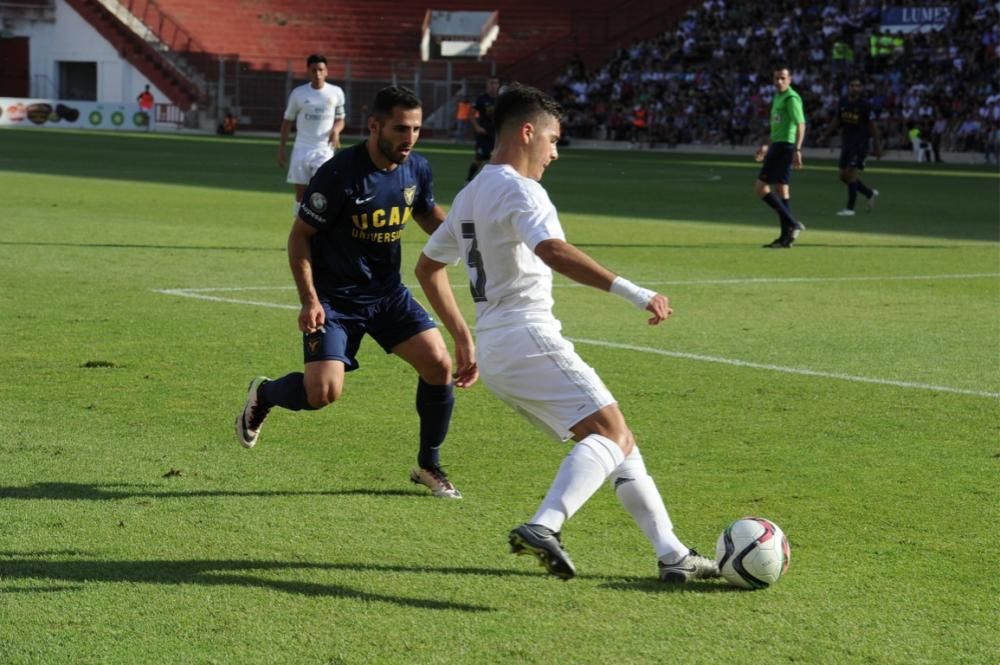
[466,76,500,182]
[819,76,882,216]
[236,86,468,499]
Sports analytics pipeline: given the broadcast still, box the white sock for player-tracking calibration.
[608,446,688,563]
[530,434,625,533]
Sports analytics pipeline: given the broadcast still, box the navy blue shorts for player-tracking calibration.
[475,134,495,161]
[838,147,868,171]
[757,142,795,185]
[303,285,436,370]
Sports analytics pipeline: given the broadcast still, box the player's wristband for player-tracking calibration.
[610,276,655,309]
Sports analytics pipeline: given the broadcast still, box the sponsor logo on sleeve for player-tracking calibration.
[309,192,327,212]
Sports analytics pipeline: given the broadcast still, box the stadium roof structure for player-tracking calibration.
[420,9,499,61]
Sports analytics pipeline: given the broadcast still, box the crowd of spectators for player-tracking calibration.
[551,0,1000,161]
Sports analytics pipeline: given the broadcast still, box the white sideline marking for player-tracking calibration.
[569,338,1000,399]
[155,287,297,310]
[154,271,1000,399]
[564,273,1000,288]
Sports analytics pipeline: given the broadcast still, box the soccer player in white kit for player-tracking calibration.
[278,54,346,207]
[415,83,719,583]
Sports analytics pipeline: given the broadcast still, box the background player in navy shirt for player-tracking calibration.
[819,76,882,216]
[466,76,500,182]
[236,86,473,499]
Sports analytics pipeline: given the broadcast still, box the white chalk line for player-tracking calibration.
[567,338,999,399]
[153,271,1000,399]
[157,272,999,297]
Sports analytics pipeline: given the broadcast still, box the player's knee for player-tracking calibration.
[614,431,636,457]
[578,411,635,457]
[305,382,341,409]
[596,432,634,458]
[424,349,453,384]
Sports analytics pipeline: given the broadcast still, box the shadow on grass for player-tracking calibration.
[0,482,429,501]
[0,556,495,611]
[0,548,722,591]
[600,578,740,594]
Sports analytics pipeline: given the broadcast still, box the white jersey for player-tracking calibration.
[283,82,346,150]
[422,164,566,333]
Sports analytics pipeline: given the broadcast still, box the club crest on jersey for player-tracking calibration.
[310,192,327,212]
[403,186,416,206]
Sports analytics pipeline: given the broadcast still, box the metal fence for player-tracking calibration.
[212,57,496,137]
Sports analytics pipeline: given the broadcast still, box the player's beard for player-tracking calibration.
[376,131,410,165]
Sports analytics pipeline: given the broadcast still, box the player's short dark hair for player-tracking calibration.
[773,63,792,73]
[494,83,562,134]
[372,86,422,119]
[306,54,327,66]
[847,74,864,85]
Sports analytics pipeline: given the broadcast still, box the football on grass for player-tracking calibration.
[716,517,790,589]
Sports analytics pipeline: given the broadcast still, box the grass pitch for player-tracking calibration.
[1,129,998,664]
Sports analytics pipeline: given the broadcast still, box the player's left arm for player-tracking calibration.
[330,117,345,149]
[869,119,883,159]
[412,205,447,235]
[791,95,806,168]
[793,122,806,168]
[535,239,671,325]
[411,164,445,235]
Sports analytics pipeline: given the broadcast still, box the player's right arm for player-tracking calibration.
[418,217,478,388]
[287,218,324,333]
[535,239,671,325]
[754,136,770,162]
[470,100,486,135]
[415,251,478,388]
[818,114,839,145]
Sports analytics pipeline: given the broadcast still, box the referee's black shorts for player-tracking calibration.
[758,142,795,185]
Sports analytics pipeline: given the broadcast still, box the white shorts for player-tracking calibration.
[287,144,334,185]
[477,324,615,441]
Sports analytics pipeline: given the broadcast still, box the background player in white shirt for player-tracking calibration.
[416,83,719,583]
[278,54,346,207]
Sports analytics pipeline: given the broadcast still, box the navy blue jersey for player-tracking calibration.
[298,142,436,305]
[474,93,497,135]
[836,97,875,150]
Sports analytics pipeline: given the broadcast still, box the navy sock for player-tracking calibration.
[259,372,316,411]
[856,179,874,198]
[416,379,454,469]
[761,192,798,234]
[848,182,859,209]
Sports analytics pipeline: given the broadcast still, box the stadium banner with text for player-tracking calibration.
[880,6,953,33]
[0,98,153,131]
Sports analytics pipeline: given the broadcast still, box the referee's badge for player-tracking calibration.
[403,186,416,206]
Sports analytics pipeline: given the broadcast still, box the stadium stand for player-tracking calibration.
[552,0,1000,159]
[100,0,696,129]
[145,0,596,78]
